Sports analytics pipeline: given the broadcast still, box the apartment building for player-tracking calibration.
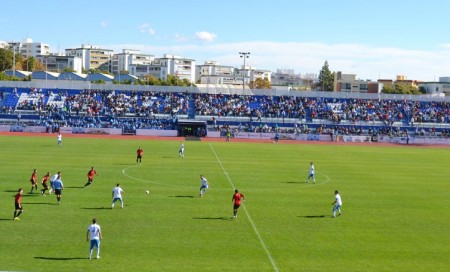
[334,71,381,93]
[65,44,113,71]
[270,69,316,89]
[36,54,83,73]
[418,77,450,96]
[111,49,154,77]
[235,65,272,86]
[5,38,50,57]
[195,61,235,84]
[148,54,195,82]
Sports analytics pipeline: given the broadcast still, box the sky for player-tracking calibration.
[2,0,450,81]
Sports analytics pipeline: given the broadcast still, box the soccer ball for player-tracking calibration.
[145,190,150,194]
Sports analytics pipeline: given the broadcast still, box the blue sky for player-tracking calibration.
[2,0,450,81]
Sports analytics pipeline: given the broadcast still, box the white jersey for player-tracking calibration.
[310,165,315,175]
[200,177,208,187]
[335,194,342,206]
[51,174,59,182]
[179,143,184,152]
[87,223,101,240]
[57,134,62,142]
[112,187,124,199]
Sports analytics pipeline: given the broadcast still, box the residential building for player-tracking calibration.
[36,54,83,73]
[2,38,50,58]
[17,38,50,57]
[271,69,316,90]
[149,54,195,83]
[65,44,113,71]
[395,75,420,88]
[418,77,450,96]
[111,49,154,77]
[195,61,235,84]
[235,65,272,87]
[334,71,381,93]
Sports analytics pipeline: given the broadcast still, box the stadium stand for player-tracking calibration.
[0,86,448,138]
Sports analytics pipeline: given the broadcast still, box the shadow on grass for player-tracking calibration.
[22,194,40,197]
[4,190,18,193]
[282,181,305,184]
[23,202,57,205]
[66,186,85,189]
[169,195,194,198]
[0,218,13,221]
[81,207,111,210]
[193,217,232,221]
[298,215,327,218]
[34,256,87,261]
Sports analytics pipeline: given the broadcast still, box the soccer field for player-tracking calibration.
[0,135,449,272]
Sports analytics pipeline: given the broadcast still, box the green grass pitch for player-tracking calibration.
[0,135,449,272]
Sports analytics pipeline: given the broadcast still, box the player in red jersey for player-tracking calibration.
[232,189,245,219]
[30,169,38,193]
[136,147,144,165]
[40,172,50,195]
[13,188,24,220]
[84,167,99,187]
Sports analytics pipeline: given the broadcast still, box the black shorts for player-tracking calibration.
[234,204,241,210]
[55,189,62,195]
[42,183,48,189]
[15,203,22,210]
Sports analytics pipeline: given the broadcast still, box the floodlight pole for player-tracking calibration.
[13,50,16,77]
[239,52,250,96]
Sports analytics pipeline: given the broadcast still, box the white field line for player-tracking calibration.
[209,143,279,272]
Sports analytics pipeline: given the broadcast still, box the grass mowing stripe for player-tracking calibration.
[209,143,280,272]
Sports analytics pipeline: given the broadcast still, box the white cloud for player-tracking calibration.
[138,23,155,35]
[101,41,450,81]
[439,43,450,49]
[100,20,110,28]
[194,31,217,42]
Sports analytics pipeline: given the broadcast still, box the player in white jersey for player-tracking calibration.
[305,162,316,183]
[199,175,209,197]
[57,133,62,146]
[332,190,342,218]
[179,142,185,158]
[111,183,124,208]
[86,218,102,259]
[49,171,60,195]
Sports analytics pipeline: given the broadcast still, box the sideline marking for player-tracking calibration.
[209,143,279,272]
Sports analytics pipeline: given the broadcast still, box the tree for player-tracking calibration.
[23,57,37,71]
[0,48,14,72]
[33,59,45,71]
[62,67,76,73]
[317,61,334,91]
[418,86,426,94]
[249,78,272,89]
[381,83,422,95]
